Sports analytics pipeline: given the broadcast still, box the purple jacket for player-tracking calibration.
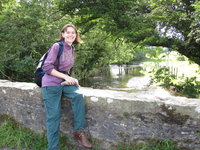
[42,42,74,87]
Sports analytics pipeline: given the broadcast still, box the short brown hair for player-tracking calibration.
[56,24,83,44]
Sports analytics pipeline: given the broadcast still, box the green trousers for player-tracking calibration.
[42,85,86,150]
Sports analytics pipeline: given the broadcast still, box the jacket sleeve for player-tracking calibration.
[42,43,60,74]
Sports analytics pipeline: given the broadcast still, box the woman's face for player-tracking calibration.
[62,27,77,45]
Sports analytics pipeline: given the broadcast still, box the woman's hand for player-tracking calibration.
[64,75,79,86]
[50,69,80,87]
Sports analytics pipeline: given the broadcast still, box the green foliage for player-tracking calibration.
[57,0,155,43]
[135,46,165,62]
[172,77,200,98]
[189,1,200,43]
[0,115,80,150]
[0,0,70,82]
[57,0,200,65]
[73,26,112,78]
[151,67,200,98]
[176,56,186,61]
[151,67,176,88]
[0,115,48,150]
[0,0,41,81]
[108,40,139,64]
[73,24,138,78]
[148,0,200,64]
[0,0,199,82]
[0,0,141,82]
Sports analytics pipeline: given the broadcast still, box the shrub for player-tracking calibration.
[151,67,200,98]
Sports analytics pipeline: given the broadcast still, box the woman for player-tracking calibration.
[42,24,92,149]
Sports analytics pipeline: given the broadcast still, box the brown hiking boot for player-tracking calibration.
[73,130,92,148]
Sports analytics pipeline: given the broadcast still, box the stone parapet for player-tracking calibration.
[0,79,200,149]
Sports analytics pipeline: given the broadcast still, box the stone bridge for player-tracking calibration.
[0,79,200,149]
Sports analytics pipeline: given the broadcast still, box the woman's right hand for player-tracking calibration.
[50,69,80,87]
[64,75,79,86]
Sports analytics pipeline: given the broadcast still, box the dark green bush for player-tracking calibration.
[151,67,176,88]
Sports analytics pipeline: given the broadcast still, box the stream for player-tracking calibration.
[79,63,151,90]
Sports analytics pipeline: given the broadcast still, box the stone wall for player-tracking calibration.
[1,79,200,149]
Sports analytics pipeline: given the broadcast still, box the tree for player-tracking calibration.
[0,0,70,81]
[0,0,137,81]
[147,0,200,65]
[73,24,138,78]
[57,0,200,65]
[190,1,200,44]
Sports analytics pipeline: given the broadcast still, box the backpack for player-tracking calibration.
[34,42,64,87]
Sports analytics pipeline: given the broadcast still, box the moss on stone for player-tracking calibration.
[159,104,190,125]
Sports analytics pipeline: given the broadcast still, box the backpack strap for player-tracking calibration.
[56,42,64,71]
[57,41,63,57]
[72,45,75,55]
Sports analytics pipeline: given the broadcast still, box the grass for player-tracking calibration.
[0,114,181,150]
[0,115,48,150]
